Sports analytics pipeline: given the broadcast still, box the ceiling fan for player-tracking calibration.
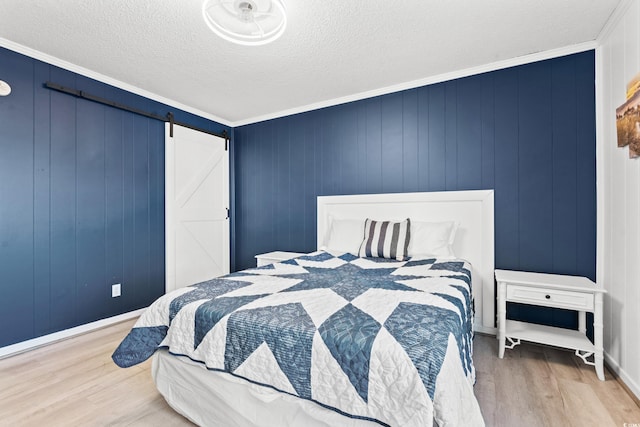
[202,0,287,46]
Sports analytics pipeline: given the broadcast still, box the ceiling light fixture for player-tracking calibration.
[0,80,11,96]
[202,0,287,46]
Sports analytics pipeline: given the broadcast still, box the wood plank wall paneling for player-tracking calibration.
[599,0,640,401]
[0,46,230,348]
[0,48,35,345]
[234,51,597,330]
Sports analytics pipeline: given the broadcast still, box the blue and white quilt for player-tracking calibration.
[112,251,484,426]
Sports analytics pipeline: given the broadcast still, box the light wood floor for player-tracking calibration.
[1,319,639,427]
[474,333,640,426]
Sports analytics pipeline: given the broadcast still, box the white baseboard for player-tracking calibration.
[474,324,497,336]
[0,309,145,359]
[604,352,640,401]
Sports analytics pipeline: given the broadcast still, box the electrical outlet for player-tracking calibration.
[111,283,121,298]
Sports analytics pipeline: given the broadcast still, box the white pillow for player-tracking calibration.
[408,221,458,258]
[324,217,365,255]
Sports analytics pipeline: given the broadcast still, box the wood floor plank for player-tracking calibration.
[574,356,640,426]
[1,321,639,426]
[490,343,555,425]
[556,378,617,427]
[517,346,570,426]
[472,335,498,425]
[474,334,640,427]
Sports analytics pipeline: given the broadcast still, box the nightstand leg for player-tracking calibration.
[594,293,605,381]
[498,281,506,358]
[578,311,586,334]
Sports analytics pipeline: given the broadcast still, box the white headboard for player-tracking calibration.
[317,190,495,333]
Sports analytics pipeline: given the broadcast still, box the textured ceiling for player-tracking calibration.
[0,0,621,125]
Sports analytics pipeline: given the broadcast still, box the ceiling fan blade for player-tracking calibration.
[251,18,266,37]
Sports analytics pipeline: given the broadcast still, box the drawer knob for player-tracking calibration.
[545,294,551,299]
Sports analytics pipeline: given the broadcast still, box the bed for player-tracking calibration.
[113,190,494,427]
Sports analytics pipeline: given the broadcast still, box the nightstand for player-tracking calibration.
[495,269,607,381]
[255,251,305,267]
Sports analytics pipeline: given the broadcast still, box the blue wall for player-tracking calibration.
[0,46,596,347]
[0,46,230,348]
[234,51,596,327]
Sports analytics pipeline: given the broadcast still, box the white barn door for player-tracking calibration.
[166,123,229,293]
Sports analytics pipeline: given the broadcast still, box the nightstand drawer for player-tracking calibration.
[506,285,594,311]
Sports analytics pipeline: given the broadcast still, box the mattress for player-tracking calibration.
[152,349,378,427]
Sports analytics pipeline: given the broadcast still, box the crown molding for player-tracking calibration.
[596,0,634,43]
[0,37,598,129]
[0,38,233,127]
[234,41,598,127]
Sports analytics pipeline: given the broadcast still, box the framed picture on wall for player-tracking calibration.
[616,71,640,157]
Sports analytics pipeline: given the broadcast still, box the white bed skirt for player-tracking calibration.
[151,350,380,427]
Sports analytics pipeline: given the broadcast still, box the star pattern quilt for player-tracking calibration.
[112,251,484,426]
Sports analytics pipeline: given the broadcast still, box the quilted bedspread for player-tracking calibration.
[112,251,484,426]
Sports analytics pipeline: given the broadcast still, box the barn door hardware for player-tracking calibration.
[44,81,229,141]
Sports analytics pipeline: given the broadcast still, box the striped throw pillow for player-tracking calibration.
[358,218,411,261]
